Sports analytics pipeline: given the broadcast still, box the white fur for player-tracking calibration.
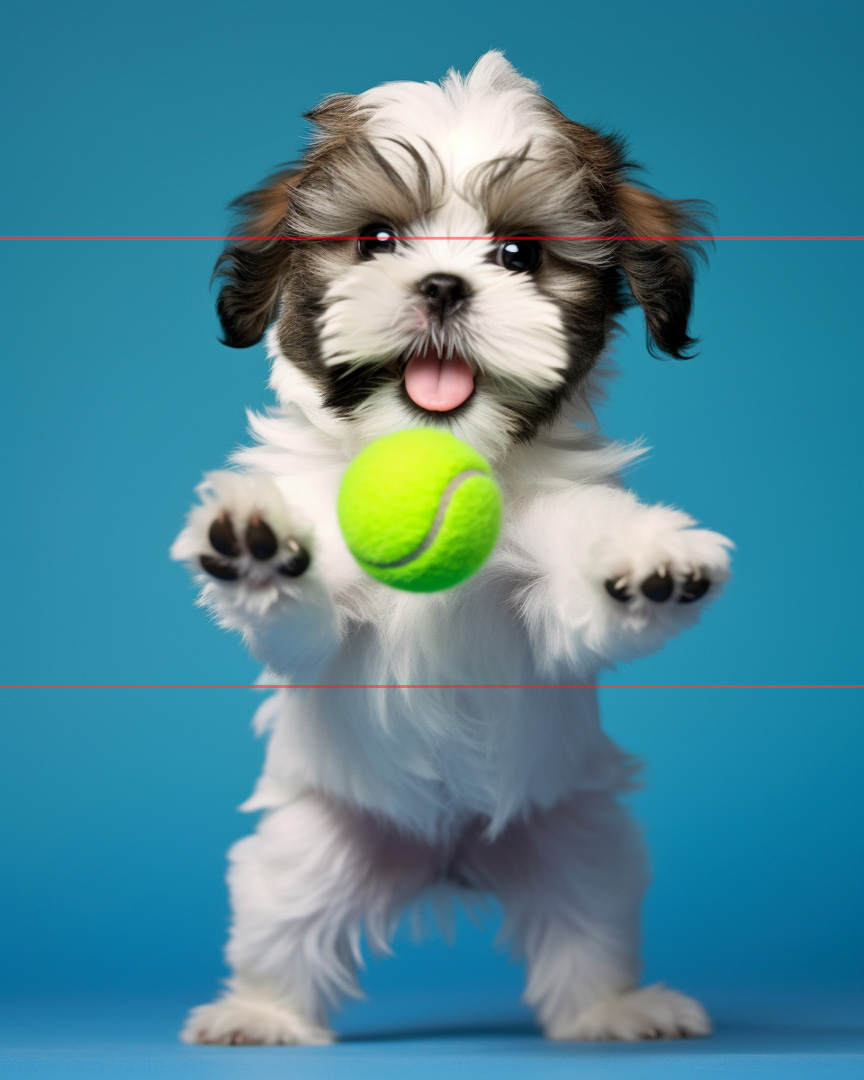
[293,52,614,463]
[551,985,712,1041]
[181,976,334,1046]
[172,52,731,1045]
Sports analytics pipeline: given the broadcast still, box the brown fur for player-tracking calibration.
[215,83,708,362]
[616,184,689,242]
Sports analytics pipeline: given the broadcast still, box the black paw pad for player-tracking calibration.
[245,517,278,561]
[208,513,240,558]
[604,577,632,603]
[679,572,710,603]
[640,568,674,603]
[277,539,310,578]
[199,554,240,581]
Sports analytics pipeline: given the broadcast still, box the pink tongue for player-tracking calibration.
[404,348,475,411]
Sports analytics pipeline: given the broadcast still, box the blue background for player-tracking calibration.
[1,0,862,1075]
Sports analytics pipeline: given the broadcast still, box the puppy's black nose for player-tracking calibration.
[417,273,470,318]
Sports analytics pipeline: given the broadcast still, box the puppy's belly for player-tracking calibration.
[246,680,636,841]
[244,574,636,837]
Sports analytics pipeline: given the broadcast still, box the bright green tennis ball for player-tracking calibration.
[338,429,502,592]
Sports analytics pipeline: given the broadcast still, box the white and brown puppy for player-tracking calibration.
[173,52,732,1045]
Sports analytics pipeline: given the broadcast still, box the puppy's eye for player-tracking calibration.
[495,238,542,274]
[357,224,398,259]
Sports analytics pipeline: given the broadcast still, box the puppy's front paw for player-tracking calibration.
[597,513,731,615]
[172,471,314,616]
[199,510,310,584]
[580,509,732,659]
[604,564,712,606]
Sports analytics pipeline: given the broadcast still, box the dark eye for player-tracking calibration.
[495,238,542,273]
[357,224,398,259]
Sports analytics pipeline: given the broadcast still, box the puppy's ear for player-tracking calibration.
[615,183,710,359]
[213,166,305,349]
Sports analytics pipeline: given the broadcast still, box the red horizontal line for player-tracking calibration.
[1,684,861,690]
[1,235,863,242]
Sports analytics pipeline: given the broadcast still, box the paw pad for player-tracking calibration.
[244,518,278,561]
[605,566,712,605]
[640,568,674,602]
[208,513,241,558]
[679,571,710,603]
[199,553,241,581]
[200,512,310,581]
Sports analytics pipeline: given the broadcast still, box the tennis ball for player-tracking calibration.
[337,429,502,592]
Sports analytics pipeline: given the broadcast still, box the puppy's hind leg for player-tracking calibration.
[181,793,439,1046]
[456,791,711,1041]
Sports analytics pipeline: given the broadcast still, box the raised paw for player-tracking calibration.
[596,510,732,619]
[604,565,712,605]
[199,510,310,584]
[171,471,316,614]
[582,514,733,660]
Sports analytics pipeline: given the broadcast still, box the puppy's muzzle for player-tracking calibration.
[417,273,472,320]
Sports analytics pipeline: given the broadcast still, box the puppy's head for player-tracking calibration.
[216,52,708,460]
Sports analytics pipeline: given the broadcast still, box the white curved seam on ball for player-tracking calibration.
[361,469,489,569]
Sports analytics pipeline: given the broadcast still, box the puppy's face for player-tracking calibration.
[217,52,707,460]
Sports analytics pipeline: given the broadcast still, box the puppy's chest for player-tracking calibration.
[338,568,533,686]
[362,595,553,806]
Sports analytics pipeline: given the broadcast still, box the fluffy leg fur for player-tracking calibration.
[454,790,709,1040]
[181,792,441,1045]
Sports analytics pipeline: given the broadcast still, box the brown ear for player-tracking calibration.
[213,166,305,349]
[615,183,710,359]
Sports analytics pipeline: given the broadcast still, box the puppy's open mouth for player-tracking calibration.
[403,346,475,412]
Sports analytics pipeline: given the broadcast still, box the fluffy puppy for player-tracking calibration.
[173,52,732,1045]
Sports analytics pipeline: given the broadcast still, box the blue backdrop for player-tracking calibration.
[1,0,862,1063]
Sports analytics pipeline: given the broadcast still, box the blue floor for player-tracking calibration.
[2,989,862,1078]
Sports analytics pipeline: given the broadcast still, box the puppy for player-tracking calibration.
[173,52,732,1045]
